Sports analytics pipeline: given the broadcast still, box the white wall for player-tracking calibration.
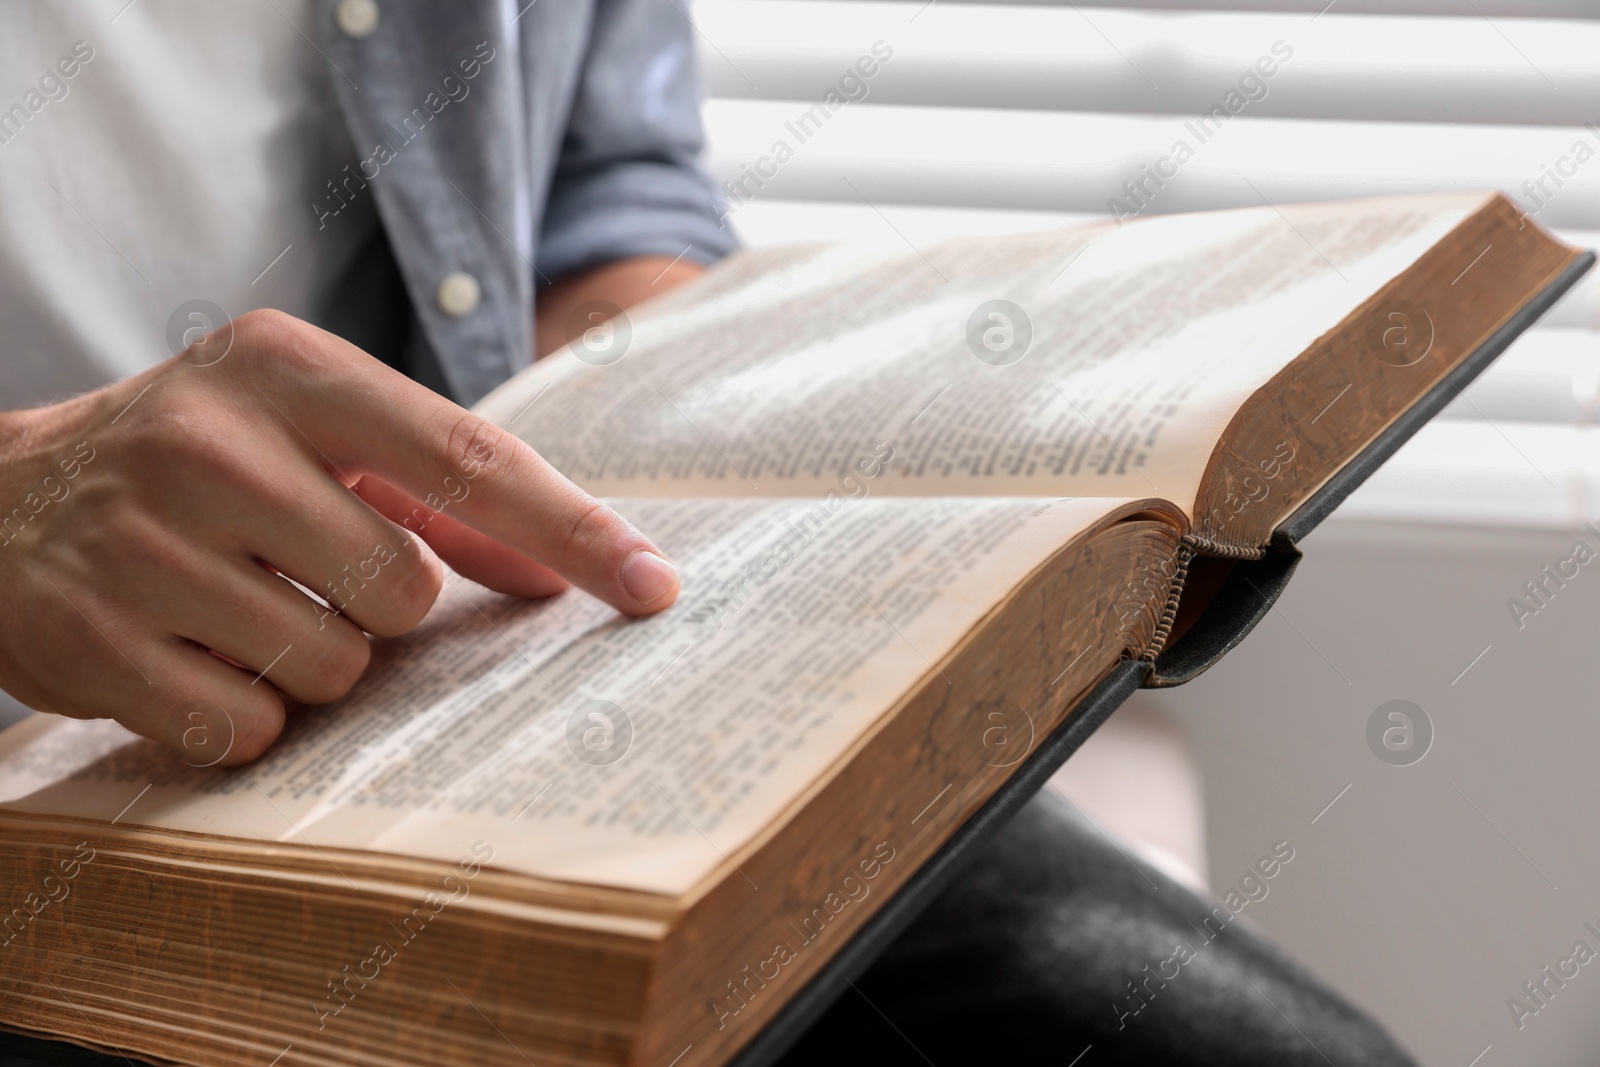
[1141,513,1600,1067]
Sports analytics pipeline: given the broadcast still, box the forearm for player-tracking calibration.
[534,255,704,358]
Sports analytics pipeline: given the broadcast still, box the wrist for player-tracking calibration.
[535,255,706,358]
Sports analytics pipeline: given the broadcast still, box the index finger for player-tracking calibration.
[260,316,679,616]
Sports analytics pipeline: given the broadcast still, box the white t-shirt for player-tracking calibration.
[0,0,378,410]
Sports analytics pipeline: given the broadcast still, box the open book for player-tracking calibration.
[0,192,1587,1067]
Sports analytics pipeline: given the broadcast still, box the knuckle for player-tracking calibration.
[397,539,444,618]
[326,531,440,638]
[233,308,338,380]
[436,411,511,485]
[298,627,371,704]
[233,307,295,334]
[231,307,299,350]
[560,495,625,556]
[208,689,286,766]
[365,536,442,637]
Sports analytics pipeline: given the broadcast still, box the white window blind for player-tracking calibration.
[692,0,1600,527]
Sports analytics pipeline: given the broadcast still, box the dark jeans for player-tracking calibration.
[1,792,1415,1067]
[777,791,1417,1067]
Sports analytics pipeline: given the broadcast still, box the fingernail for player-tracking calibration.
[621,550,678,606]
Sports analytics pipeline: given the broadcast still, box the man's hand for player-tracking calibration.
[0,310,679,765]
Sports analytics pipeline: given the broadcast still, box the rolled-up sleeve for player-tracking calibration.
[536,0,738,282]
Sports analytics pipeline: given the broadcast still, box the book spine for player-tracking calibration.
[1139,543,1195,663]
[1179,531,1267,560]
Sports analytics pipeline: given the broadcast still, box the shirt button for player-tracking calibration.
[436,272,482,318]
[335,0,380,38]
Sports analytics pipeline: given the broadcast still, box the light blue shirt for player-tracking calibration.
[317,0,737,405]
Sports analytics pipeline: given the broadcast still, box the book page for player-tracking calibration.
[0,495,1154,896]
[479,193,1488,516]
